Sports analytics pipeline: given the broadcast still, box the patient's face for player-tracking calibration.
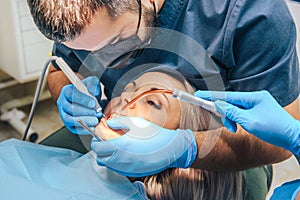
[95,72,186,140]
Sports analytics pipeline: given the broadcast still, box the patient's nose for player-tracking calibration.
[120,91,130,103]
[120,91,136,109]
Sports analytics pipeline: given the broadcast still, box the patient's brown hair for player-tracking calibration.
[145,168,245,200]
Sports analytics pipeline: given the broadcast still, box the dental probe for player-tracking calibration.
[55,57,103,113]
[172,89,224,118]
[78,120,103,141]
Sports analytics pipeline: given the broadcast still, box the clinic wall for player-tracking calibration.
[0,70,9,81]
[0,69,38,105]
[0,1,53,83]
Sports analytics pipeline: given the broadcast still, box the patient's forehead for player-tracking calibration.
[134,72,185,90]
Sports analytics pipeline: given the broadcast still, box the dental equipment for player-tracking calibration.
[78,120,103,141]
[23,56,57,141]
[172,89,224,118]
[55,57,103,113]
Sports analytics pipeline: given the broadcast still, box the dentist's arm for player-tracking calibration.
[48,64,69,102]
[194,90,300,156]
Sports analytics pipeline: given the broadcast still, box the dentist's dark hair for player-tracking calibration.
[26,0,139,42]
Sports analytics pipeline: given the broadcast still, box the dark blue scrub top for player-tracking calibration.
[52,0,299,106]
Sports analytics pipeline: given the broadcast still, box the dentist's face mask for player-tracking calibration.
[90,0,156,69]
[91,35,150,69]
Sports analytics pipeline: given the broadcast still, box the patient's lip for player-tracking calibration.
[104,110,117,120]
[101,114,127,136]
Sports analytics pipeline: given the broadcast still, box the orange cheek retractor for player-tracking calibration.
[119,89,173,111]
[97,89,174,138]
[104,89,173,119]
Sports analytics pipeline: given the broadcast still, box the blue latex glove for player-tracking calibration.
[270,179,300,200]
[195,90,300,155]
[91,116,197,177]
[57,76,102,134]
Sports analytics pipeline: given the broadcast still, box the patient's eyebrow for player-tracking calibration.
[150,87,170,107]
[124,81,136,91]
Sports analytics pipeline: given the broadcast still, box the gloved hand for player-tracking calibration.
[57,76,102,134]
[270,179,300,200]
[195,90,300,155]
[91,116,197,177]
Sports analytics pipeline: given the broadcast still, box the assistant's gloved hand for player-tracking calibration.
[57,76,102,134]
[195,90,300,155]
[91,116,197,177]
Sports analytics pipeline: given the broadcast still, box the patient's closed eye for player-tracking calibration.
[146,99,162,110]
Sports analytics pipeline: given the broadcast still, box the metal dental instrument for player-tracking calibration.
[78,120,103,141]
[55,57,103,113]
[172,89,224,118]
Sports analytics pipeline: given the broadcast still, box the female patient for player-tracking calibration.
[0,67,244,199]
[95,67,245,200]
